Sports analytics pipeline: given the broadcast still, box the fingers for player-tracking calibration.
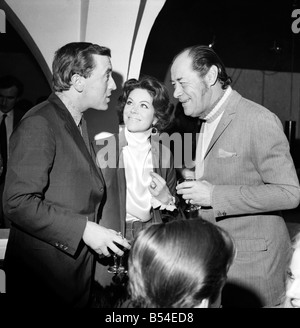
[150,172,166,186]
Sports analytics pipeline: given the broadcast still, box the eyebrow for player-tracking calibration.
[127,97,150,104]
[170,77,183,83]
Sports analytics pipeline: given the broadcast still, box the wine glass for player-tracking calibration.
[107,253,119,274]
[177,165,201,218]
[107,232,128,275]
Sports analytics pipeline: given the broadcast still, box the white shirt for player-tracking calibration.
[195,86,232,179]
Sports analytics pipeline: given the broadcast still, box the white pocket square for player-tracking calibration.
[94,132,114,141]
[218,148,238,158]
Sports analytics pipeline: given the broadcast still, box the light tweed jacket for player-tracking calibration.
[199,90,300,307]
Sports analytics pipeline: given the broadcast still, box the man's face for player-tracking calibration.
[171,51,211,117]
[82,54,116,111]
[0,85,19,113]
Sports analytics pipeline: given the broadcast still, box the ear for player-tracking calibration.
[70,74,84,92]
[152,116,158,126]
[204,65,218,87]
[194,298,209,308]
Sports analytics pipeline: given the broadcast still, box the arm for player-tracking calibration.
[178,110,300,216]
[4,116,130,255]
[212,111,300,216]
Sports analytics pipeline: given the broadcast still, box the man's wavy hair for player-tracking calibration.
[172,45,232,89]
[128,218,235,308]
[52,42,111,92]
[118,75,173,132]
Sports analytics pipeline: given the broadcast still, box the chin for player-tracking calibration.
[95,103,108,111]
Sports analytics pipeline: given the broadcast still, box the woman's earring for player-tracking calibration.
[151,126,158,135]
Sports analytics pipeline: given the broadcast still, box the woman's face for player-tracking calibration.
[123,88,157,132]
[285,247,300,308]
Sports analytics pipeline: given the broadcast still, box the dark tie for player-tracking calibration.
[78,118,90,153]
[0,114,7,181]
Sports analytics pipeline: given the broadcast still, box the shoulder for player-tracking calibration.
[232,91,281,126]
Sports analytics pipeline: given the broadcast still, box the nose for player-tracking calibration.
[109,76,117,91]
[173,84,183,99]
[130,105,138,113]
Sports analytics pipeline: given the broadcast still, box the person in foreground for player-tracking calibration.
[127,218,235,308]
[172,45,300,307]
[275,232,300,308]
[93,75,177,290]
[3,42,130,307]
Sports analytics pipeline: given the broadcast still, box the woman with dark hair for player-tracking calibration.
[93,75,178,293]
[95,75,177,240]
[128,218,236,308]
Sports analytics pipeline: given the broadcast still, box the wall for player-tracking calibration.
[3,0,166,135]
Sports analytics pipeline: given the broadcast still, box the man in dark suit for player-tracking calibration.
[3,42,131,307]
[0,75,27,228]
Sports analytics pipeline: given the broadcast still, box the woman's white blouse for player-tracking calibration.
[123,127,153,222]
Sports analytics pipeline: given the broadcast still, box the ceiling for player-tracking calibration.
[1,0,300,77]
[142,0,300,78]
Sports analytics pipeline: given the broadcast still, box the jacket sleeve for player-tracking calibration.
[212,110,300,217]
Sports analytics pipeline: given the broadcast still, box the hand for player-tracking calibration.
[149,171,173,204]
[176,179,213,207]
[82,221,131,257]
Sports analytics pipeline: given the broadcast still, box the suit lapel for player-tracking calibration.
[48,93,104,187]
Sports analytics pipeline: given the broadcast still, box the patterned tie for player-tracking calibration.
[0,114,7,181]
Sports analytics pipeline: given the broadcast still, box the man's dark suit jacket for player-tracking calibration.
[0,105,29,225]
[3,93,105,307]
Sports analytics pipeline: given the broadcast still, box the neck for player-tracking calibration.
[199,86,225,119]
[56,91,83,125]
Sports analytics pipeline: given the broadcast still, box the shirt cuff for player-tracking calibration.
[151,196,177,212]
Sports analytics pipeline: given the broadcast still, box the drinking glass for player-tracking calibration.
[177,166,201,218]
[107,232,128,275]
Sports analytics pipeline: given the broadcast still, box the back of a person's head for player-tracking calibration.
[128,218,235,308]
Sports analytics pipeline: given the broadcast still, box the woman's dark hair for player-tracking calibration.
[118,75,173,132]
[173,45,232,90]
[128,218,235,308]
[52,42,111,92]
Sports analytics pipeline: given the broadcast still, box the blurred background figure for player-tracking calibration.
[0,75,26,228]
[127,218,235,308]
